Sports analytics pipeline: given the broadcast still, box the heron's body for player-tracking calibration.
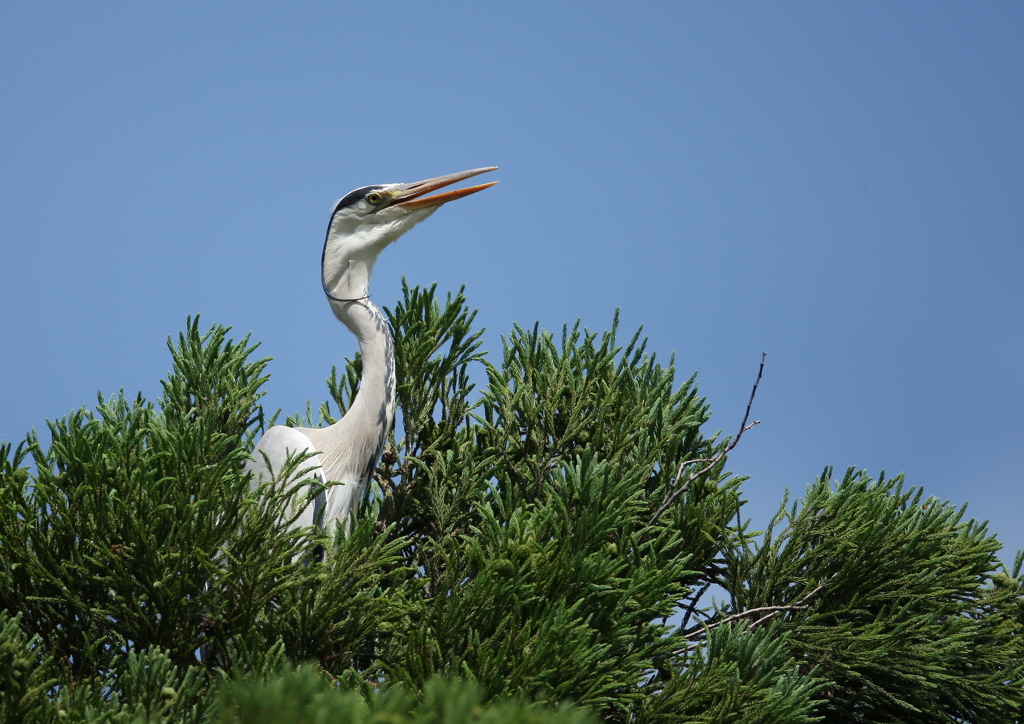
[246,167,496,532]
[247,299,395,529]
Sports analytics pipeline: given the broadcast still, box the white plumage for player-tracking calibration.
[247,167,497,533]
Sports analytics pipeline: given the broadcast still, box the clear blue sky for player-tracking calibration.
[2,3,1021,560]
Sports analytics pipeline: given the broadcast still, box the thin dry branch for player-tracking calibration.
[648,352,766,527]
[676,573,838,650]
[679,577,715,632]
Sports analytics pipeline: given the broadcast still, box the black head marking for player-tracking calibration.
[333,185,386,214]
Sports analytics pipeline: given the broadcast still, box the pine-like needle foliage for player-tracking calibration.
[721,468,1024,723]
[1,285,1021,723]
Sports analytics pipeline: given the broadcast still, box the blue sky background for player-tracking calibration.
[2,3,1021,560]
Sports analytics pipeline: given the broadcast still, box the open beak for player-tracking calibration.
[392,167,498,211]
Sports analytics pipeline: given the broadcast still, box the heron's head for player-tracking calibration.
[321,166,497,302]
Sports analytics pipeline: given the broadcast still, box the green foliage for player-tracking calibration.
[53,646,213,724]
[0,318,314,678]
[643,622,824,724]
[722,468,1024,723]
[391,453,698,711]
[1,286,1021,722]
[0,610,57,724]
[217,665,596,724]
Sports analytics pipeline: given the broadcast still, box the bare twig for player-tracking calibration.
[648,352,766,527]
[684,604,811,638]
[676,573,838,651]
[679,577,715,633]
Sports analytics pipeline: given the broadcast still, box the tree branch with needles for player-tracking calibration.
[676,573,838,651]
[679,576,715,633]
[648,352,766,528]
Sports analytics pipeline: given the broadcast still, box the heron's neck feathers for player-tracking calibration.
[305,299,395,487]
[324,255,376,300]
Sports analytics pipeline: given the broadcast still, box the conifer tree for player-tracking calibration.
[1,284,1021,722]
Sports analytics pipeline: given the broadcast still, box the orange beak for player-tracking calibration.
[392,167,498,210]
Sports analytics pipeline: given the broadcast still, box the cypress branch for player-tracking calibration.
[1,286,1020,722]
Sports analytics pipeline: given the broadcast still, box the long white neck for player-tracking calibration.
[333,298,396,451]
[324,255,375,301]
[304,298,395,523]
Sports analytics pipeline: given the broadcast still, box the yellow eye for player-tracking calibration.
[366,192,383,205]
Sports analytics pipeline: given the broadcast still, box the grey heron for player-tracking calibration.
[247,166,498,534]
